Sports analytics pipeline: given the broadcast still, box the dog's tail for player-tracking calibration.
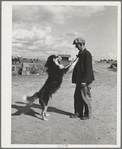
[22,93,38,105]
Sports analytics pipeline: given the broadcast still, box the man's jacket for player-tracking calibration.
[72,49,95,85]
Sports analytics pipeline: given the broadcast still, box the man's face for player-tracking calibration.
[75,43,84,51]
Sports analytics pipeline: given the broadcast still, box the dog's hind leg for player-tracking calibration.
[39,99,49,121]
[41,105,48,121]
[44,105,50,117]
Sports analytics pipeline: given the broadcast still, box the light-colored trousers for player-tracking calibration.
[74,84,92,118]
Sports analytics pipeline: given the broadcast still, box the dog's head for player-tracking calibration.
[45,55,64,70]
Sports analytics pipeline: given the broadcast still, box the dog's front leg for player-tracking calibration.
[64,57,78,73]
[44,106,50,117]
[41,105,48,121]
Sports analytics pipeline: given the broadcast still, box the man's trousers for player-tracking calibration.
[74,84,92,118]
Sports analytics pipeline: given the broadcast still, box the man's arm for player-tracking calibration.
[64,57,78,73]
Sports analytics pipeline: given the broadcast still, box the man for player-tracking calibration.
[70,37,95,120]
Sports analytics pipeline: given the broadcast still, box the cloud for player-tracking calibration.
[12,26,52,40]
[12,39,30,44]
[12,25,70,54]
[12,5,106,58]
[12,5,105,25]
[12,42,23,48]
[108,53,114,59]
[63,6,105,20]
[33,35,55,47]
[12,22,85,58]
[12,47,48,58]
[79,6,105,17]
[96,52,116,60]
[65,31,81,37]
[12,22,73,51]
[12,5,67,24]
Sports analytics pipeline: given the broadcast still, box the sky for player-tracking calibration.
[12,3,120,60]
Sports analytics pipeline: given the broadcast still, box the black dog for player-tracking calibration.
[23,55,78,120]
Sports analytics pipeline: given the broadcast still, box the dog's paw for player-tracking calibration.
[43,117,48,121]
[45,113,50,117]
[22,95,27,102]
[42,116,48,121]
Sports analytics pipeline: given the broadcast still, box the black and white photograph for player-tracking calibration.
[2,1,121,148]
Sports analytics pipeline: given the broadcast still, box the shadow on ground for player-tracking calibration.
[12,102,72,120]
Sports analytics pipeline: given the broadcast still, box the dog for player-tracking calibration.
[23,55,78,120]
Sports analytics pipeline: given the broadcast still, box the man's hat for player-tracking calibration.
[73,37,85,45]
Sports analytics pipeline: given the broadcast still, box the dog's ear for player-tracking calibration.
[44,55,55,68]
[44,58,50,68]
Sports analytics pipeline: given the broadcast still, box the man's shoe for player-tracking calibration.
[81,116,89,120]
[70,113,79,118]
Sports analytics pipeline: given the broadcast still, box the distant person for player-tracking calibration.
[70,37,95,120]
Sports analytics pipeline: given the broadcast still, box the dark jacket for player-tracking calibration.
[72,49,95,85]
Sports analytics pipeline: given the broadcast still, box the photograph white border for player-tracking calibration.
[1,1,121,148]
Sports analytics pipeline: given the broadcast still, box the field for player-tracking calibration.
[12,63,117,146]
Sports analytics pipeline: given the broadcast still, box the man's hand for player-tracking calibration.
[81,83,86,87]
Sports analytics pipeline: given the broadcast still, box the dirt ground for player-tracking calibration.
[12,63,117,146]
